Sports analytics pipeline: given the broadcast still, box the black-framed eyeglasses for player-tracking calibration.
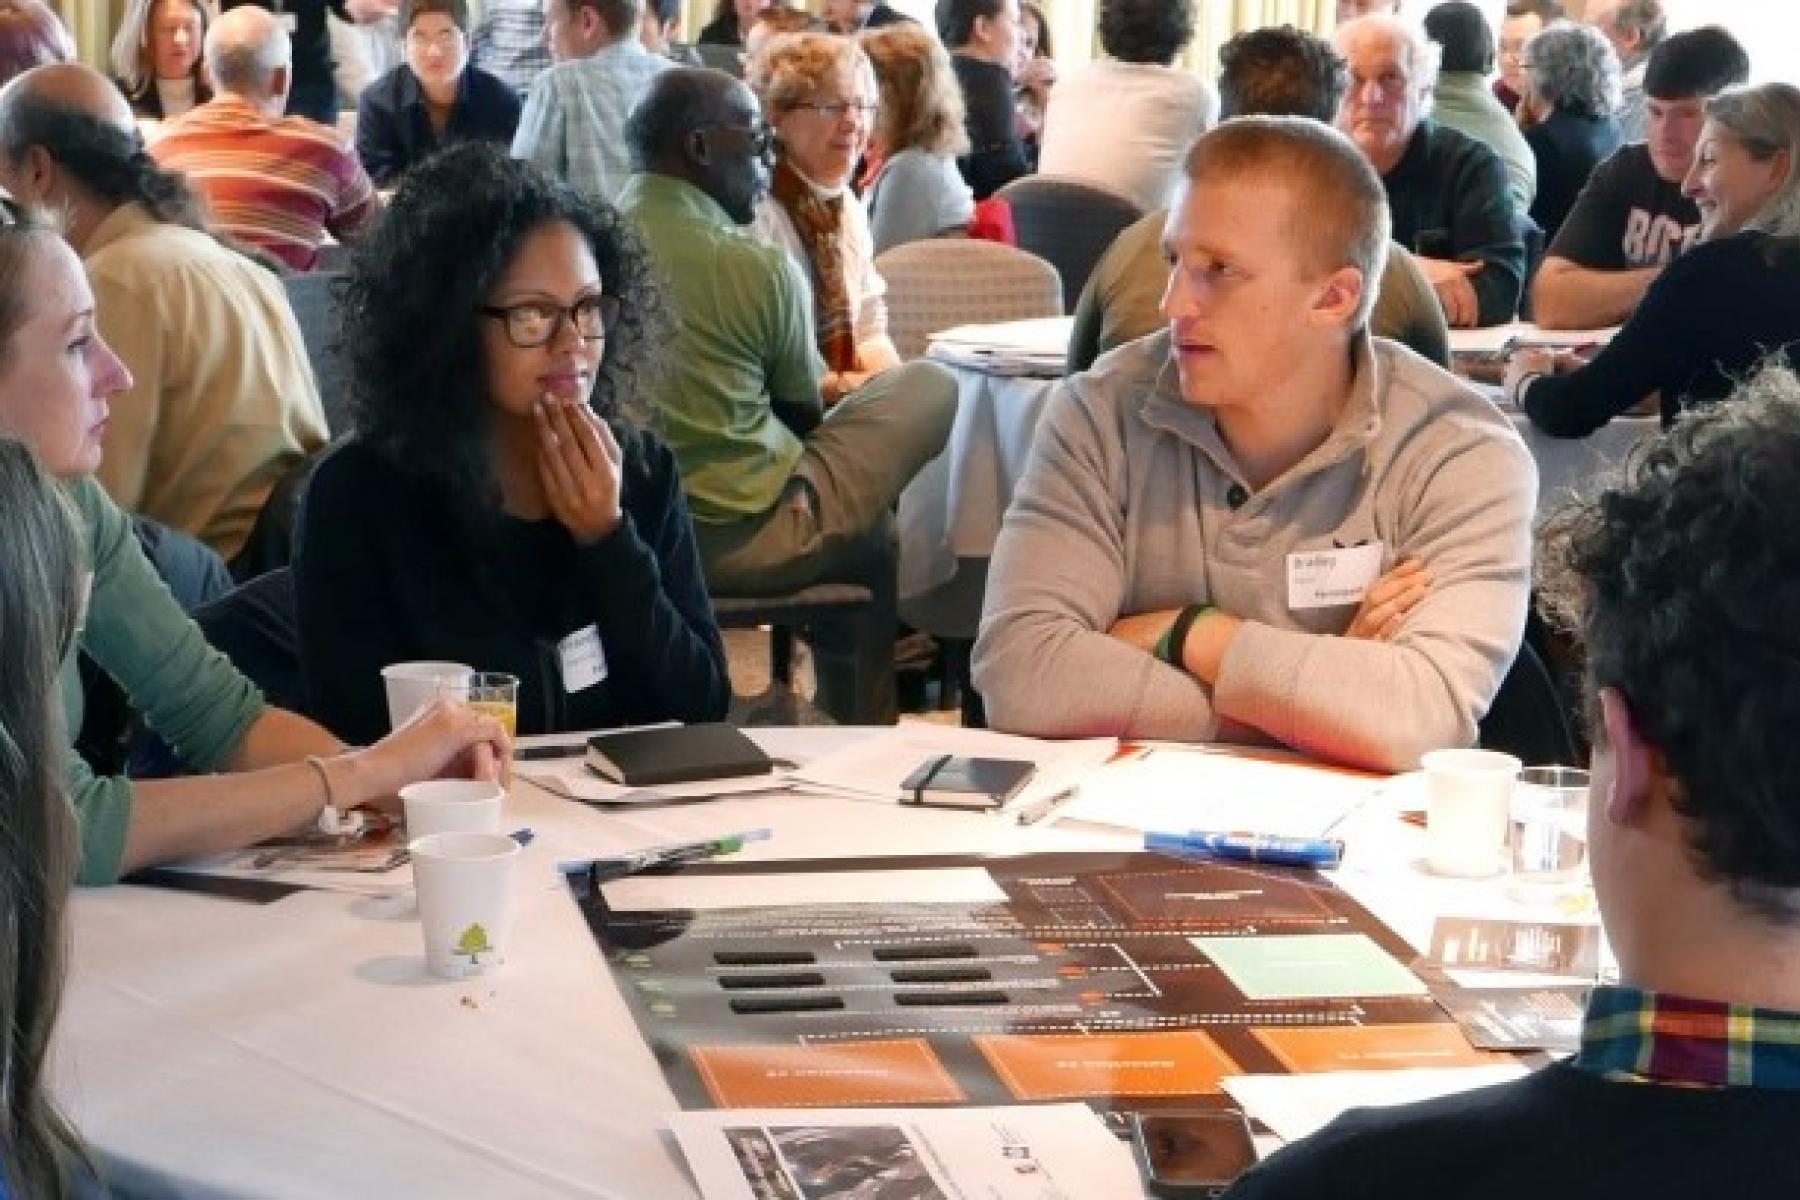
[480,294,620,348]
[0,193,23,227]
[698,121,777,160]
[792,100,878,122]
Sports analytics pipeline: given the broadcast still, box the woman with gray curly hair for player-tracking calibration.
[1510,82,1800,437]
[1520,21,1623,238]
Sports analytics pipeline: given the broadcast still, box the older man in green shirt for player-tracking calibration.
[618,69,955,723]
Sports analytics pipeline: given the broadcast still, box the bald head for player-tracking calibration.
[206,4,291,102]
[0,60,207,242]
[0,62,132,131]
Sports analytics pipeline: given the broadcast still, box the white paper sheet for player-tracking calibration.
[1447,321,1619,355]
[926,316,1077,378]
[1055,748,1382,840]
[928,315,1076,353]
[601,866,1008,913]
[1222,1064,1528,1145]
[670,1104,1139,1200]
[784,727,1118,812]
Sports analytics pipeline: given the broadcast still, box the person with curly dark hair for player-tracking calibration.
[1226,367,1800,1199]
[296,142,729,745]
[0,64,327,566]
[1036,0,1213,212]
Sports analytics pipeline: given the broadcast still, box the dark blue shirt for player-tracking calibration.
[354,63,521,188]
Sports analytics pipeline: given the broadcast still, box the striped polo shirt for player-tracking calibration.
[150,96,379,271]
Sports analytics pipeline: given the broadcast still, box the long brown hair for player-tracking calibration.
[0,214,88,1199]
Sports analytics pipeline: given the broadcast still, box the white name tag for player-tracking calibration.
[557,625,607,693]
[1287,542,1384,610]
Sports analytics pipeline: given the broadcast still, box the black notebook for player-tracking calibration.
[899,755,1037,810]
[585,724,773,787]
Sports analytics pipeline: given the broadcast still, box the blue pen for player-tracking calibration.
[1145,830,1344,869]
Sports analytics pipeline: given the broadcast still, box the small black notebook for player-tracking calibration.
[899,755,1037,810]
[585,723,773,787]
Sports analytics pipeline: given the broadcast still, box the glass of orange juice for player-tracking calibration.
[440,671,519,783]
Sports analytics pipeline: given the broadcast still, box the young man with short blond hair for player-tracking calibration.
[975,118,1534,772]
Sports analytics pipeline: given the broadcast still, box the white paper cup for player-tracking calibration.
[410,831,522,979]
[1422,749,1520,878]
[401,779,504,840]
[381,661,473,731]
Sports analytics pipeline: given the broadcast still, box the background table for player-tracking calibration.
[53,729,1584,1199]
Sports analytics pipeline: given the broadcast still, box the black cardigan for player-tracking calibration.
[952,53,1031,201]
[1524,231,1800,436]
[294,432,730,745]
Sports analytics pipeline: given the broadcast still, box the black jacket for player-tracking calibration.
[1525,230,1800,434]
[355,64,522,188]
[295,433,730,745]
[951,53,1030,201]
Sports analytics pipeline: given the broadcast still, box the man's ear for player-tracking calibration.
[1310,265,1365,328]
[579,6,604,46]
[1598,686,1655,825]
[18,144,58,201]
[270,64,291,102]
[686,128,711,167]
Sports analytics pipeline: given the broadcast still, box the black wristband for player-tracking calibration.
[1160,603,1212,671]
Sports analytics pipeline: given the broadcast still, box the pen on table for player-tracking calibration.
[584,828,773,885]
[1145,830,1344,870]
[1013,786,1079,826]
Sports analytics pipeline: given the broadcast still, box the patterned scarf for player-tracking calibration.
[771,159,857,372]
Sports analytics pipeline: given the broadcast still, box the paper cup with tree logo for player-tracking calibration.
[409,831,522,978]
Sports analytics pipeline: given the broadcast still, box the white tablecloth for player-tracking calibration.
[895,362,1655,638]
[53,729,1582,1199]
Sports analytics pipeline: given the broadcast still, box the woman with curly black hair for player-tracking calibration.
[294,142,730,745]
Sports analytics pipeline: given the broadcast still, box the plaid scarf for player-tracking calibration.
[771,159,857,372]
[1575,985,1800,1089]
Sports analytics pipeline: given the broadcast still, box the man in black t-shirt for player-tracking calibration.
[1532,25,1747,329]
[1225,375,1800,1200]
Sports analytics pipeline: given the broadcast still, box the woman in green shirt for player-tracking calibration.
[0,206,508,885]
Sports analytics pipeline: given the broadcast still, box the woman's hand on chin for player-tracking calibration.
[534,392,623,544]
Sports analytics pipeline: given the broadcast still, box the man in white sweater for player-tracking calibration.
[974,117,1535,772]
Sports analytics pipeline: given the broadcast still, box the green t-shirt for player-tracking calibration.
[617,173,825,522]
[60,476,265,884]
